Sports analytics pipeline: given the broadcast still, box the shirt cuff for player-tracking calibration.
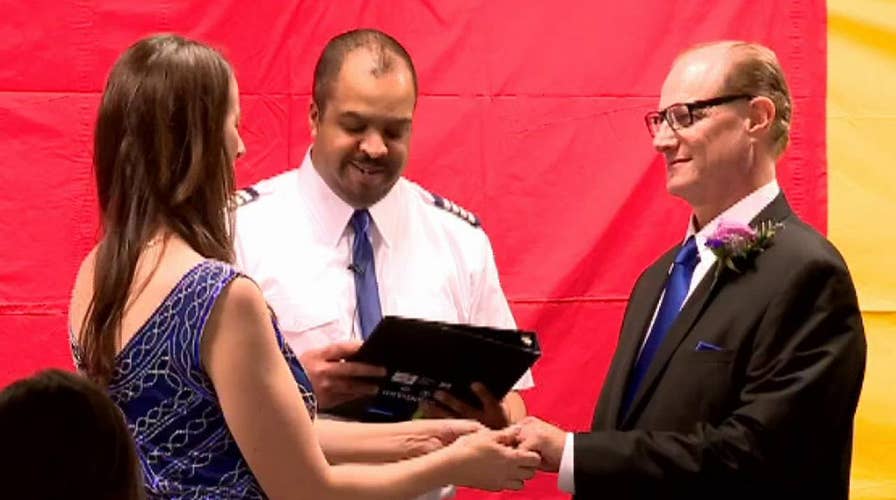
[558,432,575,493]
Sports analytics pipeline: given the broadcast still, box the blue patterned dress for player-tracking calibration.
[72,260,316,499]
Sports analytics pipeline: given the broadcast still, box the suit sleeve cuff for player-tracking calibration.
[558,432,576,493]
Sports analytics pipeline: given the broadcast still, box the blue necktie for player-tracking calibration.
[350,209,382,340]
[621,236,700,415]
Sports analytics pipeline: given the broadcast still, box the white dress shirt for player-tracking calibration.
[234,151,535,500]
[234,151,535,385]
[557,180,781,493]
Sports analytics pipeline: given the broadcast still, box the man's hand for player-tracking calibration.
[298,341,386,410]
[419,382,511,429]
[517,416,567,472]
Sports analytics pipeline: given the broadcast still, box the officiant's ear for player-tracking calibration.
[309,100,321,138]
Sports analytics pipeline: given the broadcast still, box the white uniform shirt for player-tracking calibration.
[234,152,534,500]
[234,150,535,387]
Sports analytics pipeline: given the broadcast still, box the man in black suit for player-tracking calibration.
[517,41,866,499]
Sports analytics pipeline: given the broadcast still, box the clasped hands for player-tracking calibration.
[421,415,565,492]
[300,341,566,488]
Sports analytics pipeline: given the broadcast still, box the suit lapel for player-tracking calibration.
[751,192,793,227]
[621,259,725,425]
[602,250,675,428]
[620,193,794,426]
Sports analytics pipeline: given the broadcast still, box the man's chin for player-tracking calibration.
[666,178,687,197]
[344,182,398,208]
[665,179,699,204]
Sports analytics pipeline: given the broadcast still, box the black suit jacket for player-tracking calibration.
[573,195,866,500]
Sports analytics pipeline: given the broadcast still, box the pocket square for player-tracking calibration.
[695,340,724,352]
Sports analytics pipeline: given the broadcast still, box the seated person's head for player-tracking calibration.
[0,369,143,499]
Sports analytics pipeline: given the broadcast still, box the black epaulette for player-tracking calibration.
[234,186,260,207]
[431,193,480,227]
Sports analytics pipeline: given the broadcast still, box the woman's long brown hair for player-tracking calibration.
[80,34,237,385]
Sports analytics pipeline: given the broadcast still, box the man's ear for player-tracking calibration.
[309,100,321,138]
[747,96,775,136]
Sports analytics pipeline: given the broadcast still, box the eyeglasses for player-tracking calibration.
[644,94,753,137]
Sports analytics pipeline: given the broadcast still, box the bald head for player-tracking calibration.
[312,29,418,116]
[671,41,792,157]
[653,41,786,226]
[660,44,733,110]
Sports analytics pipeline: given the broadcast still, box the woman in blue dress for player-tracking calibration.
[68,34,539,499]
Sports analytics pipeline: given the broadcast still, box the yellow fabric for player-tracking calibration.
[828,1,896,496]
[850,313,896,497]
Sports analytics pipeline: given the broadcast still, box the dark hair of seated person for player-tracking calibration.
[0,369,144,499]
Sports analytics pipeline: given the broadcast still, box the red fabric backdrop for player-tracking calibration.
[0,2,826,498]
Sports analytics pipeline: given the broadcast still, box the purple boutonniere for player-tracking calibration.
[705,219,783,278]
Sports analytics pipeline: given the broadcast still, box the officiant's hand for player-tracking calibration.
[420,382,510,429]
[299,341,386,410]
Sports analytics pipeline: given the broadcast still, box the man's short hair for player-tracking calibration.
[679,41,793,157]
[722,42,793,157]
[312,28,418,114]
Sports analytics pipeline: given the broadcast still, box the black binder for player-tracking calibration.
[327,316,541,422]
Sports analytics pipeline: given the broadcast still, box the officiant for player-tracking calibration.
[232,28,534,434]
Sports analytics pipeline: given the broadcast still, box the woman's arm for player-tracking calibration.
[202,277,539,500]
[315,418,482,464]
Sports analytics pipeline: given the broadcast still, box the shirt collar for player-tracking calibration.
[298,149,354,247]
[685,179,781,245]
[298,148,401,248]
[367,179,401,249]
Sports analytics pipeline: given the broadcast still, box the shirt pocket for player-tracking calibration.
[682,347,736,364]
[267,298,344,355]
